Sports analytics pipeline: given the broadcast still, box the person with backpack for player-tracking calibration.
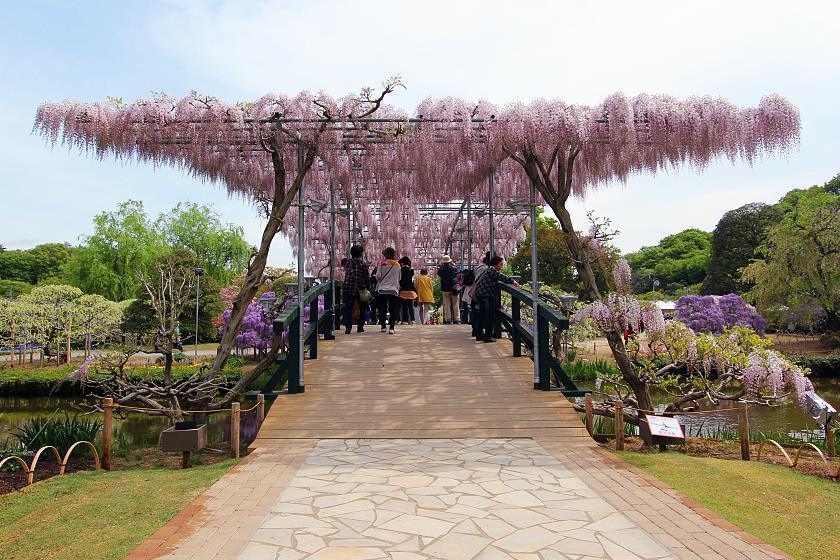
[415,268,434,325]
[375,247,401,334]
[467,252,491,339]
[474,255,519,342]
[437,255,460,324]
[341,245,370,334]
[398,256,417,324]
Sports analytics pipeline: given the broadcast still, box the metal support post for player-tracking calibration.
[296,143,306,393]
[466,193,472,268]
[488,169,495,258]
[530,178,540,390]
[325,183,336,340]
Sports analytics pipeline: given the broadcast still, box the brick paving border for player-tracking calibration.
[538,440,791,560]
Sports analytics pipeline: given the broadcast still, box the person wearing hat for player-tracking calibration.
[437,254,460,324]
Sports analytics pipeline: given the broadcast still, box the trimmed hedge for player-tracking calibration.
[788,353,840,378]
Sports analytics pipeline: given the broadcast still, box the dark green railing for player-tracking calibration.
[262,281,342,394]
[497,284,590,397]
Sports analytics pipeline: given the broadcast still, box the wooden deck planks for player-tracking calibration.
[254,324,588,442]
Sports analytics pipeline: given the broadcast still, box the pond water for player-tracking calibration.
[614,378,840,438]
[0,396,262,451]
[0,379,837,448]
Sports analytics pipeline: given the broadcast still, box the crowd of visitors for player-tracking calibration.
[340,245,519,341]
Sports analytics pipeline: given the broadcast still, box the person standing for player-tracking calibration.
[474,255,519,342]
[375,247,401,334]
[342,245,370,334]
[467,253,491,339]
[415,268,434,325]
[398,256,417,324]
[437,255,460,324]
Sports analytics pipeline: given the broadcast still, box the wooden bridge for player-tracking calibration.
[255,324,588,442]
[253,281,589,443]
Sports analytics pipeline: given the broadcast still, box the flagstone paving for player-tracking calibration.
[236,438,676,560]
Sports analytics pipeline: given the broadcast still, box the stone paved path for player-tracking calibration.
[238,439,675,560]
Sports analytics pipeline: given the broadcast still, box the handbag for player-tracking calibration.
[358,289,372,302]
[399,290,418,300]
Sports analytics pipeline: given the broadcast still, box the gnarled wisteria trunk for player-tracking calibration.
[510,149,655,413]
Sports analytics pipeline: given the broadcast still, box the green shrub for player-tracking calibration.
[563,357,619,381]
[12,413,102,456]
[786,353,840,378]
[0,447,33,472]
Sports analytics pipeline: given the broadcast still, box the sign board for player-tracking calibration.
[804,390,837,427]
[645,415,685,439]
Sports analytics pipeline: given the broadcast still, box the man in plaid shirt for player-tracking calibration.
[342,245,370,334]
[474,255,519,342]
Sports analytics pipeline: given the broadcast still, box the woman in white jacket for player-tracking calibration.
[375,247,401,334]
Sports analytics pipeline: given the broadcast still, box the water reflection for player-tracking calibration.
[0,396,261,451]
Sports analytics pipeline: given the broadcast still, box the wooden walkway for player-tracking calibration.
[255,324,589,442]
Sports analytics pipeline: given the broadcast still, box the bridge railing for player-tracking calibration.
[264,281,342,394]
[497,284,589,397]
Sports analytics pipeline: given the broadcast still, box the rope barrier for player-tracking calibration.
[113,404,231,414]
[111,400,261,414]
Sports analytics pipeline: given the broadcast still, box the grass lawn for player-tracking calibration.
[0,461,235,560]
[618,452,840,560]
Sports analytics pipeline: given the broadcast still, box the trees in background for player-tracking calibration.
[743,185,839,332]
[155,202,251,286]
[121,249,223,348]
[0,243,72,285]
[60,200,250,302]
[625,229,711,295]
[701,203,781,296]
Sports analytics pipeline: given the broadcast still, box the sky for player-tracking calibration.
[1,0,838,267]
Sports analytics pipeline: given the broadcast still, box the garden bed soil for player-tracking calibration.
[0,447,234,496]
[602,436,839,479]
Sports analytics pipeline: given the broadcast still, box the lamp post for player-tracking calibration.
[194,267,203,363]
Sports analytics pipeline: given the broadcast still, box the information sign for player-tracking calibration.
[645,415,684,439]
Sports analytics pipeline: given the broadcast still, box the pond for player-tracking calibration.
[615,377,840,439]
[0,379,837,449]
[0,396,262,452]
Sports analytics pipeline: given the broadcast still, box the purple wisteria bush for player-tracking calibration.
[676,294,765,334]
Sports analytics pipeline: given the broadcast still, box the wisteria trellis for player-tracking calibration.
[35,85,800,404]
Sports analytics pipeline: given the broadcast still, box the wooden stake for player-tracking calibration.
[102,398,113,471]
[182,451,191,469]
[66,315,72,364]
[584,393,594,436]
[826,421,836,458]
[614,400,624,451]
[230,402,241,459]
[738,401,750,461]
[257,394,265,427]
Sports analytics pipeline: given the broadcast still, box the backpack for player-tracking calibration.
[461,269,476,286]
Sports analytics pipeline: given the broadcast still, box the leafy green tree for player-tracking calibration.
[19,285,83,362]
[0,244,69,285]
[743,186,839,331]
[0,280,33,298]
[154,202,251,286]
[73,294,122,356]
[509,215,577,291]
[62,200,163,301]
[122,249,223,346]
[701,203,781,295]
[625,229,712,294]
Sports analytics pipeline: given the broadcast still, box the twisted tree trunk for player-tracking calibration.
[506,145,654,414]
